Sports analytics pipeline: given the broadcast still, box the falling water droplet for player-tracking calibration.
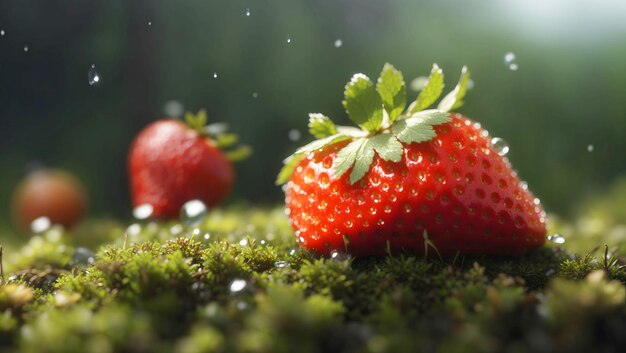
[504,52,518,71]
[133,204,153,220]
[334,39,343,48]
[288,129,301,141]
[467,79,475,90]
[88,65,101,86]
[587,144,594,152]
[163,100,184,117]
[31,216,51,233]
[23,45,29,52]
[0,30,5,36]
[252,92,258,98]
[245,8,251,16]
[147,21,152,26]
[286,37,292,44]
[410,76,429,92]
[547,234,565,244]
[180,199,208,226]
[274,260,289,268]
[229,278,248,293]
[491,137,510,156]
[213,72,218,79]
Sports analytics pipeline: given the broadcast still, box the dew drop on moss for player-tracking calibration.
[72,247,95,266]
[133,203,153,220]
[491,137,509,156]
[547,234,565,244]
[274,260,289,268]
[330,250,352,262]
[30,216,51,233]
[229,279,248,293]
[180,199,208,225]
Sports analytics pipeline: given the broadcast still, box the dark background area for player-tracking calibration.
[1,0,626,231]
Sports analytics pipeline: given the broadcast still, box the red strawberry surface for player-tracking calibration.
[278,63,546,257]
[129,117,234,219]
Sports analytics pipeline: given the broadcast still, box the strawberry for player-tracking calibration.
[277,63,546,257]
[128,110,250,219]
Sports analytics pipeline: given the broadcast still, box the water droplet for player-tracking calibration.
[286,37,292,44]
[229,278,248,293]
[252,92,258,98]
[0,30,5,36]
[334,38,343,48]
[239,239,248,247]
[170,224,183,235]
[520,181,528,190]
[274,260,289,268]
[587,144,594,152]
[23,45,29,52]
[547,234,565,244]
[410,76,429,92]
[88,65,101,86]
[213,72,218,78]
[245,8,251,16]
[180,199,208,226]
[467,79,475,90]
[491,137,509,156]
[289,248,297,256]
[133,204,153,220]
[163,100,184,117]
[147,21,152,26]
[72,247,95,266]
[504,52,518,70]
[330,250,352,261]
[288,129,301,141]
[126,223,141,236]
[31,216,51,233]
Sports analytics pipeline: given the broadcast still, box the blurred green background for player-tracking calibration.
[1,0,626,231]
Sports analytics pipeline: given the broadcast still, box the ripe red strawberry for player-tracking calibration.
[129,110,249,219]
[277,63,546,257]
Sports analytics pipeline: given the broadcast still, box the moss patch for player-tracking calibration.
[2,202,626,352]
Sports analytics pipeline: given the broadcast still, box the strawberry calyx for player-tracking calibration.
[276,63,471,185]
[184,109,252,162]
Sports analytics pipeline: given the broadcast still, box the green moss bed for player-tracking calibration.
[3,180,626,353]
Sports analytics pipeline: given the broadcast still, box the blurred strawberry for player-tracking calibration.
[11,168,88,231]
[128,110,250,219]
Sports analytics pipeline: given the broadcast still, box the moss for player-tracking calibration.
[1,203,626,352]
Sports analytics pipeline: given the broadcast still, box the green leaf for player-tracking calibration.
[438,66,470,112]
[370,133,403,162]
[343,74,383,132]
[350,140,375,184]
[215,133,239,148]
[391,120,437,144]
[185,110,208,131]
[376,63,406,122]
[308,113,337,138]
[225,145,252,162]
[410,64,444,113]
[295,134,352,155]
[276,154,305,185]
[391,110,450,144]
[406,110,451,126]
[333,139,367,180]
